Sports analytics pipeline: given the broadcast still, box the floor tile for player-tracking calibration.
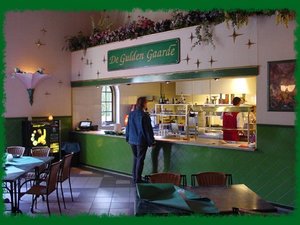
[110,202,134,209]
[91,201,111,209]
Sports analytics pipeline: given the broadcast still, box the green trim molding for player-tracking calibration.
[72,123,295,207]
[4,116,72,147]
[71,66,259,87]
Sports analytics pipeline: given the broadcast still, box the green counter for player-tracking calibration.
[72,124,295,207]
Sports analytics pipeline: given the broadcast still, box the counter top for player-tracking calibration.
[72,130,256,151]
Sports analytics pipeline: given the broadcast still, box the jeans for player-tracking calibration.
[130,144,148,183]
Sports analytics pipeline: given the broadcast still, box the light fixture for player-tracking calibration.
[12,68,50,105]
[48,115,53,121]
[280,84,295,92]
[165,81,170,84]
[214,78,219,81]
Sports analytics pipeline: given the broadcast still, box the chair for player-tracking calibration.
[24,147,51,184]
[146,172,186,186]
[58,153,74,209]
[191,172,233,186]
[18,160,62,215]
[6,146,25,156]
[31,147,50,157]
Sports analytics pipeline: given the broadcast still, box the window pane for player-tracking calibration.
[106,93,112,101]
[102,93,107,101]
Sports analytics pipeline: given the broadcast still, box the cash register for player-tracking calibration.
[77,121,93,131]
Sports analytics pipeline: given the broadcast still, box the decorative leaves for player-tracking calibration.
[63,10,295,52]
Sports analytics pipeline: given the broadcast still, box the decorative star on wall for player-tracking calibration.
[35,39,45,48]
[229,29,243,43]
[195,59,201,68]
[103,56,106,63]
[246,39,256,49]
[40,28,47,34]
[183,54,191,64]
[209,56,217,67]
[189,33,195,43]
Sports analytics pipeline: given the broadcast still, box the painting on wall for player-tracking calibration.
[268,60,296,112]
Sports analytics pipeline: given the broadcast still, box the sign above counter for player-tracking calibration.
[107,38,180,71]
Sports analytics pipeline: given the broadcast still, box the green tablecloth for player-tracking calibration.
[136,183,219,214]
[5,165,25,174]
[6,156,43,166]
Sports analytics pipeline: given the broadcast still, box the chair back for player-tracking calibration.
[149,172,181,186]
[31,147,50,157]
[46,160,62,194]
[6,146,25,156]
[195,172,227,186]
[60,153,73,182]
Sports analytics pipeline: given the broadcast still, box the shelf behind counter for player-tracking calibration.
[72,130,255,151]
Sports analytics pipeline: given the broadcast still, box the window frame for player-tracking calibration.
[101,85,115,125]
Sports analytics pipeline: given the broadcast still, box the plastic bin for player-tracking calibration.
[61,142,81,166]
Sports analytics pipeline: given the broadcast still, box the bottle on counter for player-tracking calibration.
[159,96,162,104]
[206,97,209,104]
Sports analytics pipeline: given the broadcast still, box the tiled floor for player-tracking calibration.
[4,166,136,216]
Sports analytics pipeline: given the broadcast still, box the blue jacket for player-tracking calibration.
[126,109,155,147]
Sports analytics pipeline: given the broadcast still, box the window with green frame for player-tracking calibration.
[101,86,114,124]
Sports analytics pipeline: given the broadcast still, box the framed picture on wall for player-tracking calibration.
[268,59,296,112]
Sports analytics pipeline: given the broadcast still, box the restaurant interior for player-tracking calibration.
[2,7,296,218]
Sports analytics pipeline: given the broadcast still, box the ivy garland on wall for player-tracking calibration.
[62,10,295,52]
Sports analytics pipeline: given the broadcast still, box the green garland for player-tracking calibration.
[63,10,295,52]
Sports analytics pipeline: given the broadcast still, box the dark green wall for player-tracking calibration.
[4,116,72,147]
[72,124,295,207]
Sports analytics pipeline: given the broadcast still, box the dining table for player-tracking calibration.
[134,183,277,216]
[3,156,54,214]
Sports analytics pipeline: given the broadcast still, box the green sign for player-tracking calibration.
[107,38,180,71]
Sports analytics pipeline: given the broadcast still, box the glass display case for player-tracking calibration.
[193,104,256,145]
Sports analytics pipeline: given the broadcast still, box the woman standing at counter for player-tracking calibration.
[222,97,244,141]
[126,97,155,183]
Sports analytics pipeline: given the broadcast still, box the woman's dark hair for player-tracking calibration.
[232,97,241,106]
[136,96,147,109]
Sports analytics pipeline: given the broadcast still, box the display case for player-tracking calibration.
[193,104,256,145]
[151,104,191,138]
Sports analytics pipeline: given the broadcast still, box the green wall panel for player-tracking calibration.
[72,124,295,207]
[4,116,72,147]
[72,133,132,174]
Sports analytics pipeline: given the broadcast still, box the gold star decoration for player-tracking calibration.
[40,28,47,34]
[195,59,201,68]
[189,33,195,43]
[246,39,256,49]
[183,54,191,64]
[209,56,217,67]
[35,39,45,48]
[229,29,243,43]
